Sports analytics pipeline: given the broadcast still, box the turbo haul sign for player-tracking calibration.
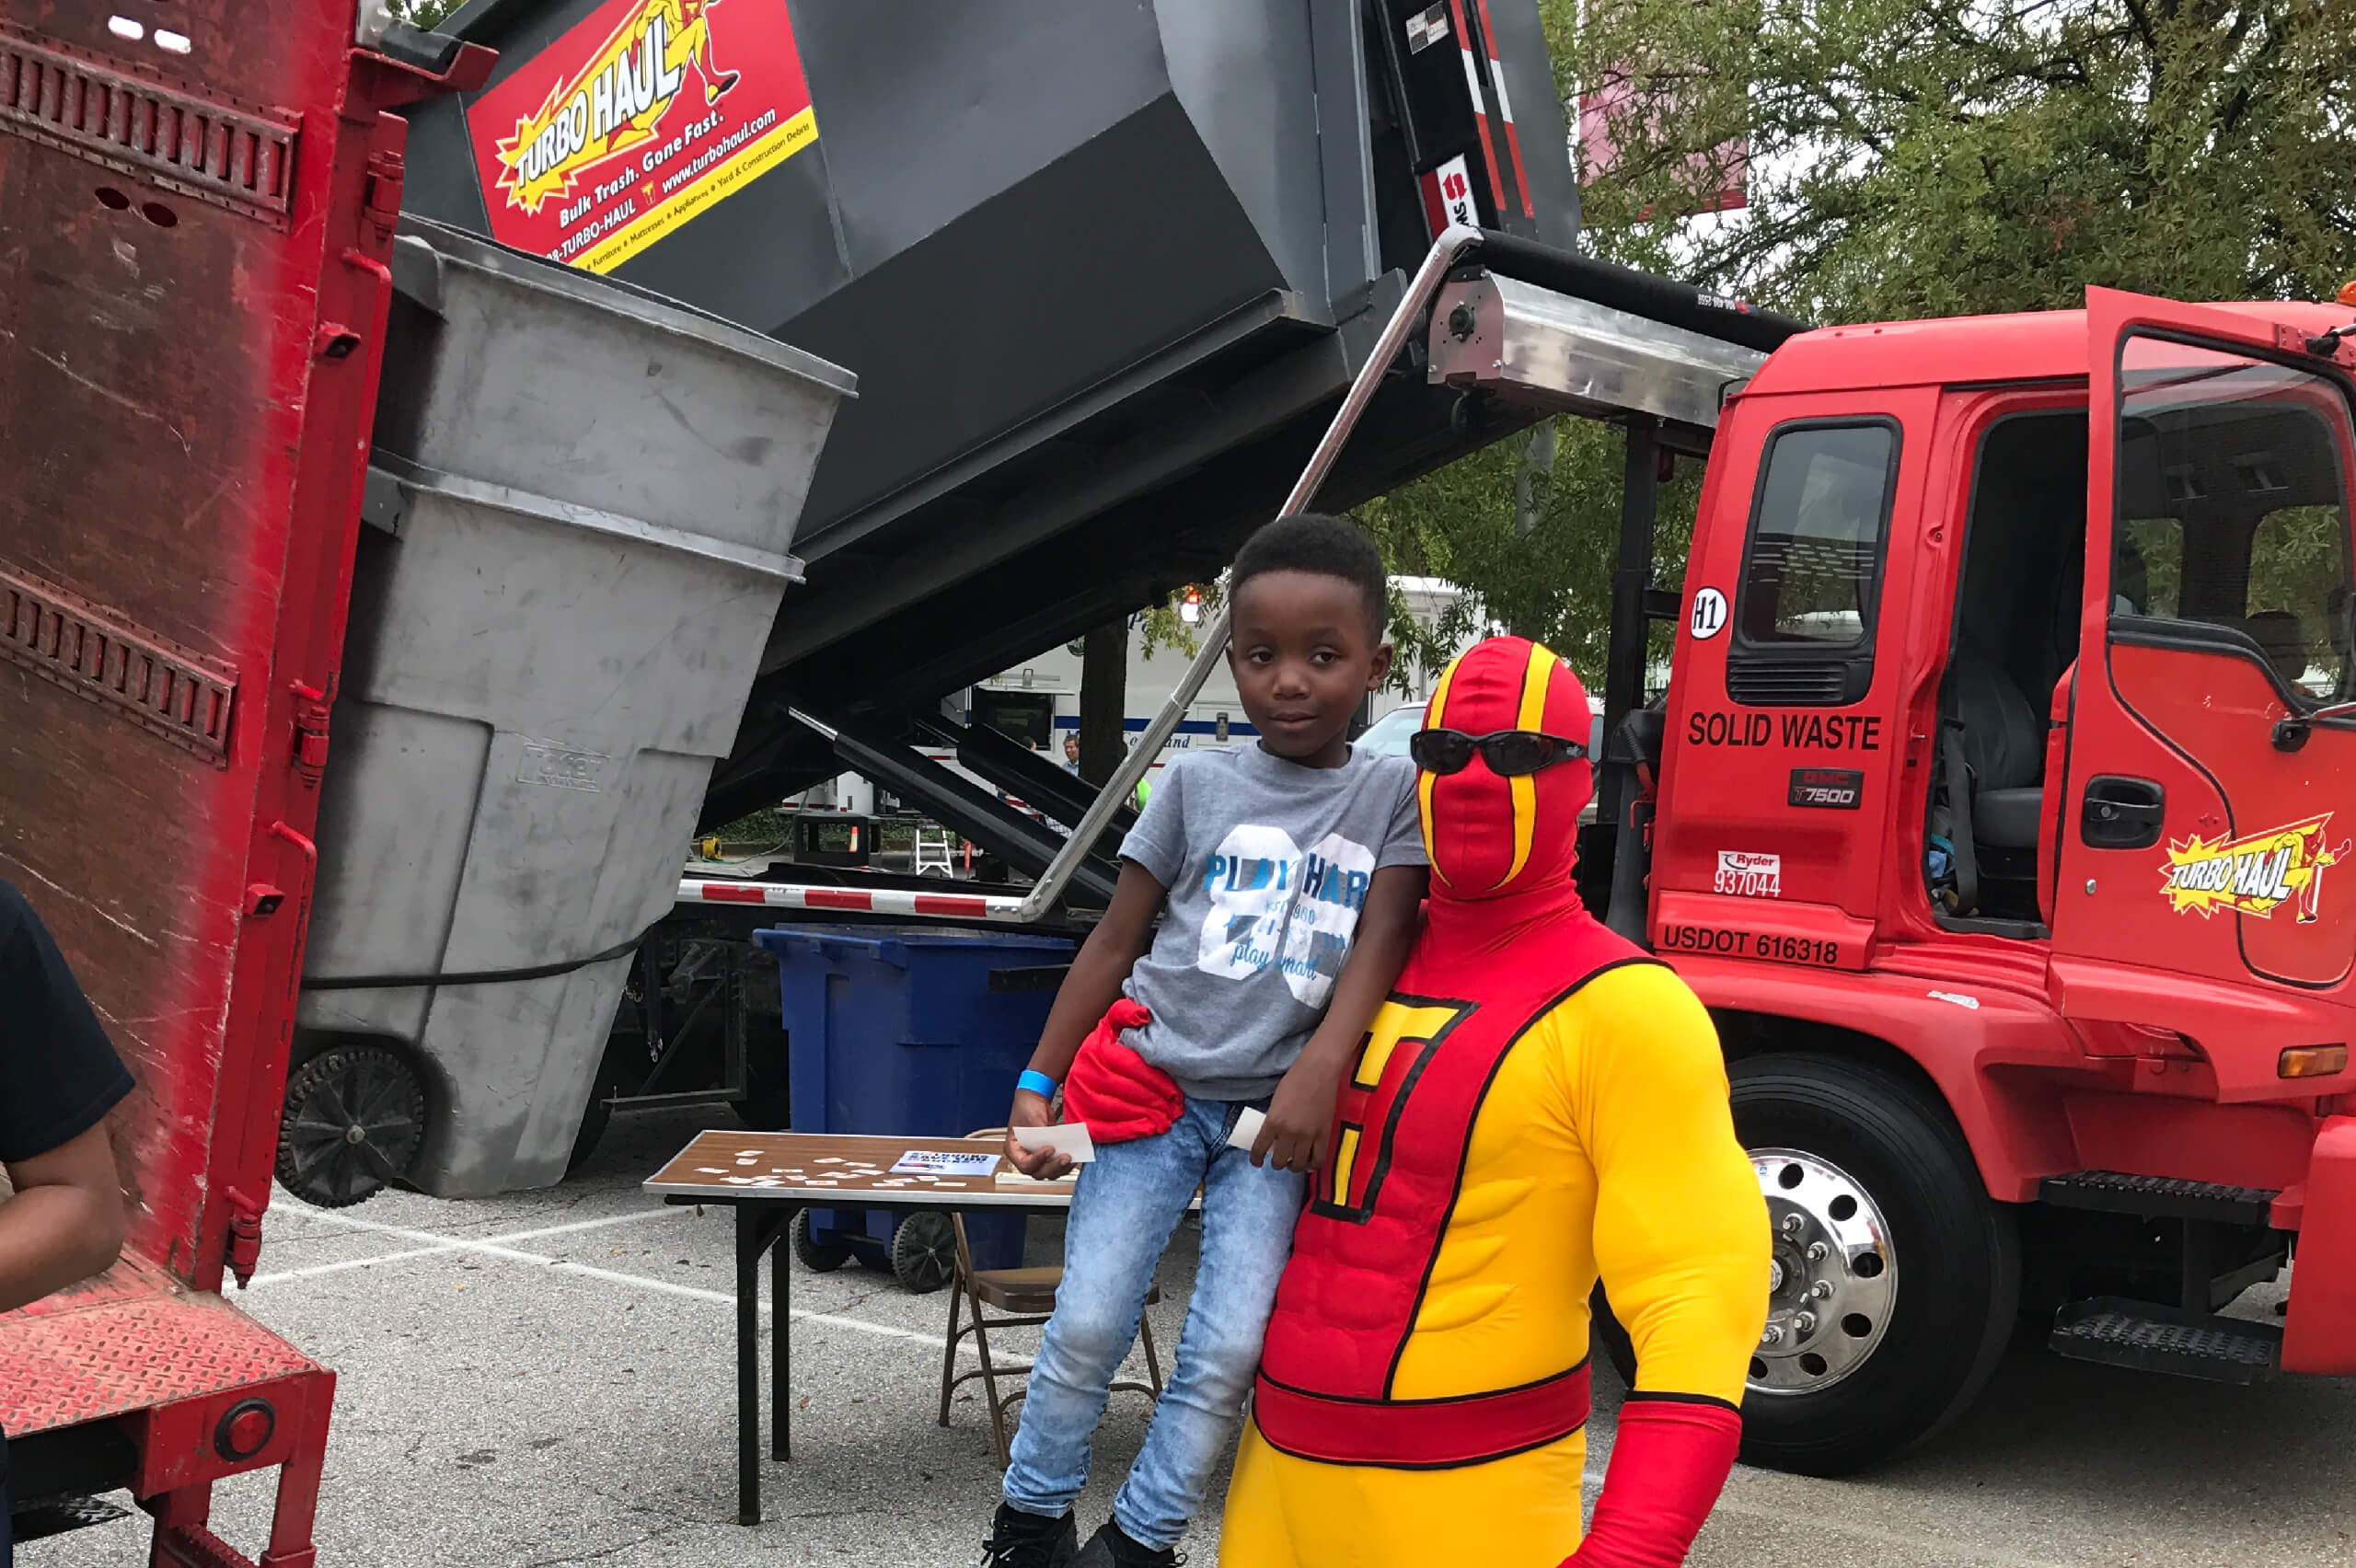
[466,0,815,274]
[2159,813,2346,923]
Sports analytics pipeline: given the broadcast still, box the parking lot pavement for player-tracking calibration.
[28,1105,2356,1566]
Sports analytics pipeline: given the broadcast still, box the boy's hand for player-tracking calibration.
[1004,1089,1074,1180]
[1252,1055,1342,1173]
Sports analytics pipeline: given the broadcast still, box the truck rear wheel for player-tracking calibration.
[1728,1053,2017,1476]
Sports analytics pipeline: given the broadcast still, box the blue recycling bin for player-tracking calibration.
[754,925,1075,1278]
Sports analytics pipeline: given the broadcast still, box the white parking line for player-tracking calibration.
[248,1205,684,1287]
[267,1202,981,1353]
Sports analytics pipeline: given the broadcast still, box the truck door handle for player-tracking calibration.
[2082,776,2165,849]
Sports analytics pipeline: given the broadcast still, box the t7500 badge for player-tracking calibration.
[1788,767,1864,810]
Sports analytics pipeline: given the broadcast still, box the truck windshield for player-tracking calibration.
[2117,340,2355,706]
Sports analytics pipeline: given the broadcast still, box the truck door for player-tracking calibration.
[2052,290,2356,1002]
[1654,390,1931,968]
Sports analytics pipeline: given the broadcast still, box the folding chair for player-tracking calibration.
[939,1129,1165,1468]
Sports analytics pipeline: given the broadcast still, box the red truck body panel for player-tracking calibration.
[0,5,484,1559]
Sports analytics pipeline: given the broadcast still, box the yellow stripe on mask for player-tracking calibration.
[1500,644,1558,887]
[1417,655,1463,883]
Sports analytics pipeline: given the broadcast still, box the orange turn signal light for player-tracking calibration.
[2340,280,2356,306]
[2280,1044,2349,1079]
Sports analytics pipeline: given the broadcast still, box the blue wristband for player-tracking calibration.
[1016,1069,1059,1099]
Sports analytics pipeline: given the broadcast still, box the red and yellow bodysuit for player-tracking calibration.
[1219,637,1769,1568]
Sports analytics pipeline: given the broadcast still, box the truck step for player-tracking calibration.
[2038,1170,2280,1227]
[2049,1297,2281,1383]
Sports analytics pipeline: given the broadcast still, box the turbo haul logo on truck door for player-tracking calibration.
[2159,813,2347,923]
[466,0,816,274]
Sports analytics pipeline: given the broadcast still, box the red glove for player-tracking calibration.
[1060,999,1183,1144]
[1562,1396,1742,1568]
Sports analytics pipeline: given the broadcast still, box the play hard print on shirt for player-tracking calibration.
[1198,825,1380,1007]
[1117,744,1426,1102]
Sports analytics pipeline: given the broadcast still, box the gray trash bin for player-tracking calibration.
[296,216,853,1198]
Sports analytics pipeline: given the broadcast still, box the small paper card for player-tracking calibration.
[890,1149,1000,1178]
[1228,1106,1267,1151]
[1011,1123,1098,1164]
[997,1167,1081,1187]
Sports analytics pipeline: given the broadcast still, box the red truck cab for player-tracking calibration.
[1634,289,2356,1473]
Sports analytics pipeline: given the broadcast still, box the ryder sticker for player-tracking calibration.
[2159,813,2346,922]
[1715,850,1782,898]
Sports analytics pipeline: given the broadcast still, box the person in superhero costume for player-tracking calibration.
[1208,634,1771,1567]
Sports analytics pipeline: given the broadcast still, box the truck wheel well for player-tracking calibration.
[1710,1009,1960,1138]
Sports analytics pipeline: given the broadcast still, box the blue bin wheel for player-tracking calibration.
[790,1209,851,1273]
[889,1211,957,1294]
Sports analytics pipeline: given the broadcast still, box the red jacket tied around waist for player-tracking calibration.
[1060,999,1183,1143]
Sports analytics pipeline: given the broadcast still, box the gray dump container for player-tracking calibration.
[297,216,853,1198]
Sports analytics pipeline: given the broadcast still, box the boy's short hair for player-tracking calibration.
[1230,513,1388,640]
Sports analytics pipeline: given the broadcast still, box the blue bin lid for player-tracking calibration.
[752,924,1074,956]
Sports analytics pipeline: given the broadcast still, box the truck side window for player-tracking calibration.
[1728,421,1899,706]
[2114,340,2355,705]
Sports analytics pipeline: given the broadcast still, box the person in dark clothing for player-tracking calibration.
[0,879,135,1564]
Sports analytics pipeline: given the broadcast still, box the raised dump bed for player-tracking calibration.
[399,0,1583,818]
[291,216,852,1200]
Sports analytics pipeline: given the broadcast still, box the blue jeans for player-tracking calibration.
[1003,1096,1307,1549]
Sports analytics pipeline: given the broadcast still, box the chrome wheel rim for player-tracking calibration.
[1747,1147,1896,1397]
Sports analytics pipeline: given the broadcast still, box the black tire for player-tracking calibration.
[277,1043,427,1207]
[790,1209,852,1273]
[1731,1053,2018,1476]
[889,1210,957,1294]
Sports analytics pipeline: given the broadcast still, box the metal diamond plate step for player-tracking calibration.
[2050,1297,2281,1384]
[2038,1170,2281,1227]
[0,1260,318,1436]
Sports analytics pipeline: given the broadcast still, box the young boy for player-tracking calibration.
[982,513,1429,1568]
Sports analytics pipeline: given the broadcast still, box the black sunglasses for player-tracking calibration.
[1410,728,1588,778]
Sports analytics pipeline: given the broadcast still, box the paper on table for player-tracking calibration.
[1227,1106,1266,1151]
[889,1149,1000,1177]
[1011,1123,1097,1164]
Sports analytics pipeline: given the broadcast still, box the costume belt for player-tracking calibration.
[1251,1358,1591,1469]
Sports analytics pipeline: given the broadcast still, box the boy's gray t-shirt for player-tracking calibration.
[1116,743,1426,1101]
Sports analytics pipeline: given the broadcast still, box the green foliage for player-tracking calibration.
[1555,0,2356,315]
[388,0,468,28]
[1138,583,1224,662]
[1372,0,2356,675]
[1357,421,1703,691]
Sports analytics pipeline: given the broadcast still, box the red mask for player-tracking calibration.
[1417,636,1593,902]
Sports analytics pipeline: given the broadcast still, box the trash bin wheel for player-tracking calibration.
[277,1043,427,1208]
[890,1211,957,1294]
[790,1209,851,1273]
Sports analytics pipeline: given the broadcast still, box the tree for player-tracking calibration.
[1364,0,2356,684]
[387,0,466,28]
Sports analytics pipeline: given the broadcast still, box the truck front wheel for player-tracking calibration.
[1727,1053,2017,1476]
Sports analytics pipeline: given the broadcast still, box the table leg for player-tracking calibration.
[773,1205,793,1461]
[736,1203,762,1526]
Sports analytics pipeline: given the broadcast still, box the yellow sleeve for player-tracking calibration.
[1565,963,1769,1402]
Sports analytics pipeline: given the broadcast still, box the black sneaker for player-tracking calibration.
[980,1504,1080,1568]
[1072,1519,1183,1568]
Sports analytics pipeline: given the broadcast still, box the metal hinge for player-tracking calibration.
[362,146,404,241]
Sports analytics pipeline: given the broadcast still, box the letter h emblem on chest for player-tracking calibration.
[1313,997,1477,1222]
